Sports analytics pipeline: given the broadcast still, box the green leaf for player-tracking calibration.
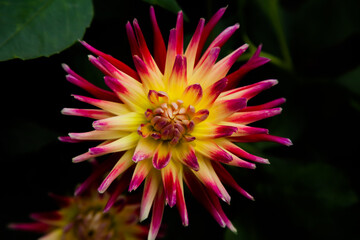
[338,66,360,96]
[0,0,93,61]
[142,0,188,21]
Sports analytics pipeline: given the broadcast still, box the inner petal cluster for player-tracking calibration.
[138,90,209,145]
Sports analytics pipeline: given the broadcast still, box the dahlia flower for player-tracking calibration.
[60,6,291,239]
[9,188,149,240]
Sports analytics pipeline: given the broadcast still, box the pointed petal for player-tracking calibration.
[140,170,161,221]
[204,44,248,87]
[62,64,117,101]
[175,11,184,54]
[196,6,227,63]
[192,157,231,203]
[150,7,166,73]
[161,161,177,207]
[71,94,129,115]
[231,134,293,146]
[199,78,228,109]
[133,19,162,76]
[133,55,165,91]
[173,142,199,171]
[163,29,177,82]
[168,55,187,99]
[175,167,188,226]
[185,18,205,77]
[129,159,153,192]
[212,161,254,200]
[8,222,51,233]
[218,139,269,164]
[133,138,158,163]
[104,75,149,111]
[243,98,286,112]
[92,112,144,131]
[182,84,203,106]
[61,108,114,119]
[192,122,238,139]
[190,47,220,85]
[148,187,165,240]
[80,40,139,80]
[98,150,134,193]
[208,97,247,122]
[68,130,127,140]
[220,79,278,101]
[195,140,233,164]
[226,44,270,89]
[89,132,139,156]
[226,108,282,124]
[104,169,132,212]
[125,21,141,57]
[152,141,172,169]
[197,23,240,67]
[183,170,226,227]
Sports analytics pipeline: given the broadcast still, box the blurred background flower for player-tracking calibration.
[1,0,359,239]
[9,179,149,240]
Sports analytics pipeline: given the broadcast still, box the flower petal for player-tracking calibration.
[173,143,199,171]
[150,7,167,73]
[199,78,228,109]
[69,130,127,140]
[61,108,114,119]
[62,64,117,101]
[220,79,278,101]
[185,18,205,77]
[192,157,231,204]
[168,55,187,100]
[148,186,165,240]
[226,44,270,89]
[129,159,153,192]
[231,134,293,146]
[182,83,203,106]
[196,6,227,63]
[208,97,247,122]
[140,170,161,221]
[89,132,139,156]
[92,112,144,131]
[161,160,178,207]
[212,161,254,200]
[79,40,139,80]
[195,140,233,164]
[132,138,158,163]
[98,150,134,193]
[71,94,129,115]
[152,141,172,169]
[226,108,282,125]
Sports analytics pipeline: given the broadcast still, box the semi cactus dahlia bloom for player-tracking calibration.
[61,6,291,239]
[9,190,149,240]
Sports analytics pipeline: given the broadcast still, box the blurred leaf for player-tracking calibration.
[142,0,188,21]
[263,159,357,207]
[0,0,93,61]
[291,0,360,50]
[338,66,360,95]
[2,120,59,156]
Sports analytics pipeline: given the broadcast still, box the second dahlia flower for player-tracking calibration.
[9,187,149,240]
[61,6,291,240]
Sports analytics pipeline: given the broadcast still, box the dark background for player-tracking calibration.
[1,0,360,239]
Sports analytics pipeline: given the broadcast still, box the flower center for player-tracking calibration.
[138,91,209,145]
[71,208,115,240]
